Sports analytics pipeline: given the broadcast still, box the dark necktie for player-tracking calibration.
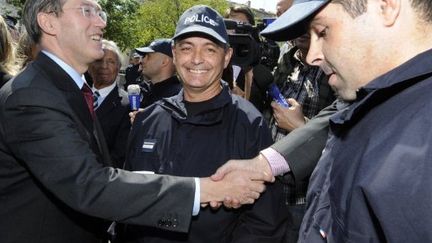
[93,90,100,110]
[81,84,95,118]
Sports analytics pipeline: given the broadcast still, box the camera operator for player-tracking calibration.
[223,6,254,98]
[223,5,277,112]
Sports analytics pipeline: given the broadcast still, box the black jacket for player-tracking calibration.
[95,85,130,168]
[140,76,181,108]
[125,84,285,243]
[299,49,432,242]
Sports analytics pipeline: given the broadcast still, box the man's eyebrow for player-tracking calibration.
[310,15,325,25]
[81,0,102,10]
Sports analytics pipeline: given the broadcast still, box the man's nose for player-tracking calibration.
[306,38,323,67]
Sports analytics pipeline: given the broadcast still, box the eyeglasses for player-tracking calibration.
[64,5,107,23]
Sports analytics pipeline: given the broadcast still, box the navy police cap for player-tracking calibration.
[135,38,173,58]
[173,5,228,44]
[261,0,330,41]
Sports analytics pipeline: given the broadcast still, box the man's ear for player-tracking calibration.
[379,0,401,26]
[224,47,233,69]
[37,12,58,36]
[171,47,177,63]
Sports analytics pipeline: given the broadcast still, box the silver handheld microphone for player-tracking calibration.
[127,84,141,111]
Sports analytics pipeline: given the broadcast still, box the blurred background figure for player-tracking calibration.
[276,0,293,17]
[124,52,142,90]
[16,28,41,69]
[135,38,181,108]
[87,39,130,168]
[223,5,255,99]
[0,15,20,87]
[3,15,20,42]
[270,33,335,140]
[223,6,279,112]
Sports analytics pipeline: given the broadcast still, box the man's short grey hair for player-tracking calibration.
[102,39,123,68]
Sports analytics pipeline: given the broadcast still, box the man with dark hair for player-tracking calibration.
[225,5,255,26]
[0,1,269,242]
[215,0,432,241]
[125,5,284,243]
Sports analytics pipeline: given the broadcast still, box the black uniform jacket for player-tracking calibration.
[125,84,286,243]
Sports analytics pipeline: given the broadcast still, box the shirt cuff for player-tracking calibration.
[260,147,290,176]
[192,178,200,216]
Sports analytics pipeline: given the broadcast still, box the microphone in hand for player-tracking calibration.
[127,84,141,111]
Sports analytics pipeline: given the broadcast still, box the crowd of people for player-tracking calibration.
[1,0,431,242]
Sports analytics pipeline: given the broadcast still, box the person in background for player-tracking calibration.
[0,15,21,87]
[223,5,255,98]
[216,0,432,241]
[276,0,293,17]
[123,5,285,243]
[16,28,41,68]
[124,52,142,90]
[87,39,130,168]
[0,1,269,243]
[224,5,270,112]
[135,38,181,108]
[3,15,20,42]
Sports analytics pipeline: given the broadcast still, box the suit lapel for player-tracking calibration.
[34,53,111,165]
[35,53,94,131]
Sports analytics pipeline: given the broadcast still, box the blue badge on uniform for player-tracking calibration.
[142,139,156,152]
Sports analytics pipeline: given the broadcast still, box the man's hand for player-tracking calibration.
[129,108,144,124]
[272,98,306,131]
[209,154,275,208]
[200,167,270,207]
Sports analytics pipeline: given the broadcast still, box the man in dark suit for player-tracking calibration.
[88,39,130,168]
[0,1,270,243]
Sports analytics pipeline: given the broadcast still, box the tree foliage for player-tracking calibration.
[5,0,25,9]
[5,0,229,51]
[98,0,140,50]
[131,0,229,48]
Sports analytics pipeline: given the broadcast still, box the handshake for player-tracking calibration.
[200,154,274,209]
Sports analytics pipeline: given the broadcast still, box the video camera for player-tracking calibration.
[224,18,280,70]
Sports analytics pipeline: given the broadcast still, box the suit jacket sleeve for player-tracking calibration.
[1,85,195,233]
[270,101,338,181]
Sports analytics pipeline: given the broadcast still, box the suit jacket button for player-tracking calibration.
[157,219,164,226]
[166,220,172,227]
